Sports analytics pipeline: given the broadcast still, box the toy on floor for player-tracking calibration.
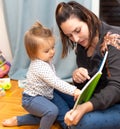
[0,78,11,90]
[0,51,11,78]
[0,78,11,96]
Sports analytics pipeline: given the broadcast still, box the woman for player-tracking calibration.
[55,1,120,129]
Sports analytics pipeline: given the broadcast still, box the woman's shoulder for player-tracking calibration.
[101,22,120,34]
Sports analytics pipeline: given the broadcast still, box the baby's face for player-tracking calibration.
[37,40,55,62]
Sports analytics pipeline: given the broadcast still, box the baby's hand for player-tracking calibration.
[73,88,81,101]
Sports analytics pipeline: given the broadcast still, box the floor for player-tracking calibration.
[0,79,62,129]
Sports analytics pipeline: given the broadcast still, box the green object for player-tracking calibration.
[73,51,108,109]
[77,72,101,104]
[2,83,11,90]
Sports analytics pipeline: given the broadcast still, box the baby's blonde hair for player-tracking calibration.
[24,21,54,60]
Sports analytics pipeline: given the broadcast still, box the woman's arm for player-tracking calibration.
[90,33,120,110]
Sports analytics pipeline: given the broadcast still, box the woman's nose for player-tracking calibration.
[73,34,79,42]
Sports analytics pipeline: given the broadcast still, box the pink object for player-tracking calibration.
[0,62,11,78]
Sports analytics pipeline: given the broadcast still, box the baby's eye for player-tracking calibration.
[44,50,49,53]
[52,46,55,50]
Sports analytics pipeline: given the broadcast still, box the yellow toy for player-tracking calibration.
[0,78,11,90]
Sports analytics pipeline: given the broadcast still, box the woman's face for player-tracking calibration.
[60,17,89,48]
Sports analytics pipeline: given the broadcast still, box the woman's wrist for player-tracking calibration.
[77,101,94,114]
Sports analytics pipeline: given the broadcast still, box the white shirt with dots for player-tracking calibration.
[24,59,77,99]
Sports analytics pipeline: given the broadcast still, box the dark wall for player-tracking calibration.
[100,0,120,26]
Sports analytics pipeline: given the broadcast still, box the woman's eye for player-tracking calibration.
[76,29,80,33]
[67,34,72,38]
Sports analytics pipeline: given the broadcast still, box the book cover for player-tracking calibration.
[73,51,108,109]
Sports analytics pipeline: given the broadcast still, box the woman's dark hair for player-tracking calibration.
[55,1,101,57]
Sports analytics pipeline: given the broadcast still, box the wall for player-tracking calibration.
[0,0,100,64]
[0,0,12,63]
[91,0,100,17]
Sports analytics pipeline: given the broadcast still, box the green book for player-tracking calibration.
[73,51,108,109]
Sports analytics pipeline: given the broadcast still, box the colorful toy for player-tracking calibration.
[0,78,11,90]
[0,62,11,78]
[0,51,11,78]
[0,78,11,96]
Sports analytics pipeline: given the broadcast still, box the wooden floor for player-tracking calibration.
[0,79,62,129]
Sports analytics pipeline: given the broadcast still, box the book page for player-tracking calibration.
[73,51,108,109]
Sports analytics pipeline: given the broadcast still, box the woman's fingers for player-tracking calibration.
[73,68,90,83]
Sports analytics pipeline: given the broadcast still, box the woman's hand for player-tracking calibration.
[64,101,93,126]
[73,67,90,83]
